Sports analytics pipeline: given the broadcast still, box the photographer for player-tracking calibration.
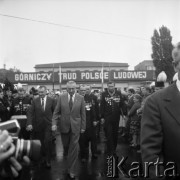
[0,130,30,179]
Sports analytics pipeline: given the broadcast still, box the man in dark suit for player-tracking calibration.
[52,81,86,180]
[26,85,56,168]
[141,42,180,179]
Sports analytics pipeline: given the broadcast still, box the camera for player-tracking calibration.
[0,119,41,162]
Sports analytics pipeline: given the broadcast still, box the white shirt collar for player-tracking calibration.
[176,78,180,92]
[41,95,47,101]
[68,93,75,102]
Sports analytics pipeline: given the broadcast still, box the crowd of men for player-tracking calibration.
[0,79,166,179]
[1,42,180,180]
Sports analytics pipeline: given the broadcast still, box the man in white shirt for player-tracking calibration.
[27,85,56,168]
[52,81,86,179]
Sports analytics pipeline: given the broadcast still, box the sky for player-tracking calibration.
[0,0,179,72]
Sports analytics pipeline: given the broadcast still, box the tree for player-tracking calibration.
[3,78,14,92]
[151,25,175,82]
[9,67,21,72]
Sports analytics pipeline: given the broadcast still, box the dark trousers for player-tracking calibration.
[104,114,120,155]
[32,129,52,163]
[79,127,97,159]
[19,127,31,140]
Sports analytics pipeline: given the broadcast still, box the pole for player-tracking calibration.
[101,64,104,92]
[59,65,62,92]
[109,62,111,81]
[52,63,55,91]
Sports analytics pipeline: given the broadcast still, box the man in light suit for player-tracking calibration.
[26,85,56,168]
[141,42,180,179]
[52,81,86,180]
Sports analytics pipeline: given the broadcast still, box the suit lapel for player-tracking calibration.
[38,97,44,112]
[44,96,49,112]
[164,83,180,126]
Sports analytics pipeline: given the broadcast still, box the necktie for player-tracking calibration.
[69,95,73,111]
[41,98,44,110]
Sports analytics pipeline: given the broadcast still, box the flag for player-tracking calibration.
[59,65,62,83]
[101,65,104,84]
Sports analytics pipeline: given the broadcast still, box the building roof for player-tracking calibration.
[135,60,153,66]
[34,61,129,69]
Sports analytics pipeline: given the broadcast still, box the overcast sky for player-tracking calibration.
[0,0,179,72]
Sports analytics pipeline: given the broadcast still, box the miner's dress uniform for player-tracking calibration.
[100,90,126,155]
[11,96,31,139]
[79,93,99,160]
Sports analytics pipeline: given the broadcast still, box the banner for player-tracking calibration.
[6,70,155,83]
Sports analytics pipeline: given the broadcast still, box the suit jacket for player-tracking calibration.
[27,96,56,132]
[52,92,86,134]
[141,83,180,177]
[128,101,141,121]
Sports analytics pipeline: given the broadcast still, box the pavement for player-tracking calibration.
[22,131,142,180]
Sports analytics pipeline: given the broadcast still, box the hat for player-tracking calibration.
[55,91,60,95]
[17,83,23,90]
[134,94,142,101]
[157,71,167,82]
[0,83,5,90]
[173,72,178,81]
[12,89,18,94]
[155,81,164,87]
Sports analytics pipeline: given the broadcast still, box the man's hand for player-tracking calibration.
[93,121,98,126]
[80,129,85,133]
[52,125,57,131]
[26,125,33,131]
[100,118,105,124]
[0,130,14,164]
[0,156,31,178]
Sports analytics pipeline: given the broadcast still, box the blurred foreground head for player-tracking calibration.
[172,42,180,74]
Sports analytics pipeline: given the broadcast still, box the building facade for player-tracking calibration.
[4,61,156,91]
[134,60,155,71]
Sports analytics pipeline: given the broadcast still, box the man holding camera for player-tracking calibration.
[0,130,30,179]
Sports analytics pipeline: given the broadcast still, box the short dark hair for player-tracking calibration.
[107,81,115,86]
[128,88,135,94]
[39,86,47,90]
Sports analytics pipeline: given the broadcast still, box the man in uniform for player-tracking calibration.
[100,81,126,156]
[11,84,31,139]
[79,85,99,162]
